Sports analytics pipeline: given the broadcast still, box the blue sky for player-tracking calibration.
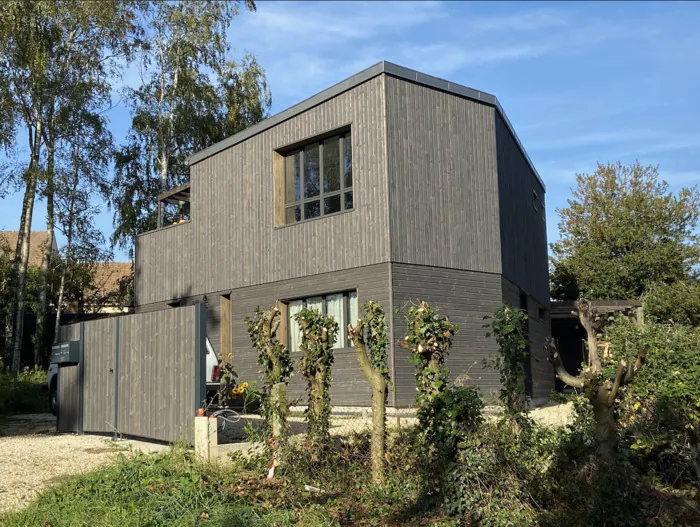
[2,1,699,261]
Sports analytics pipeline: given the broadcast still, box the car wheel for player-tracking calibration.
[50,382,57,416]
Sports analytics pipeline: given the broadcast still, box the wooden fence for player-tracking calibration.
[56,304,206,443]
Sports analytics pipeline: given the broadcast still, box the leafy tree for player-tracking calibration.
[348,301,391,484]
[0,0,139,369]
[111,0,271,256]
[643,280,700,327]
[484,304,530,414]
[551,162,700,301]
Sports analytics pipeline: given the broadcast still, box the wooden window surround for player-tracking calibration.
[274,127,353,227]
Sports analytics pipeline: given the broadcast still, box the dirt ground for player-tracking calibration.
[0,413,167,514]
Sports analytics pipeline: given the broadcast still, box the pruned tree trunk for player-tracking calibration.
[10,118,42,371]
[349,319,387,485]
[36,142,56,365]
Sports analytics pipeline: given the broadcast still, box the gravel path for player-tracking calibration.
[0,414,167,514]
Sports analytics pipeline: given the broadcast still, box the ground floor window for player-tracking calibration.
[287,291,358,351]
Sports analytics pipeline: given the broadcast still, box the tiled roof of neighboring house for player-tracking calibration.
[0,231,58,268]
[91,262,132,299]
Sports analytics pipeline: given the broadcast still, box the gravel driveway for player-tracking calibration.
[0,413,167,514]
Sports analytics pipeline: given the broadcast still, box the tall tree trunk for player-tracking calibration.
[588,384,617,459]
[53,167,78,345]
[35,141,55,365]
[370,378,387,484]
[11,118,42,371]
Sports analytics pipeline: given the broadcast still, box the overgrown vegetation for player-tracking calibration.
[0,366,47,417]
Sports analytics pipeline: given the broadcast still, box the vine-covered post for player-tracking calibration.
[398,301,458,406]
[348,301,391,485]
[294,308,338,457]
[484,304,530,415]
[245,306,292,446]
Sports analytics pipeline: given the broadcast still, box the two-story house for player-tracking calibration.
[134,61,552,407]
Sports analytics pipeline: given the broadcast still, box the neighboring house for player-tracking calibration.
[0,230,59,266]
[64,262,133,314]
[134,61,552,406]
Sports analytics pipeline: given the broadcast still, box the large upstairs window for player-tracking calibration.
[283,131,353,224]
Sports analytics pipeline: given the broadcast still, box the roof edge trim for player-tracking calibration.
[187,60,545,190]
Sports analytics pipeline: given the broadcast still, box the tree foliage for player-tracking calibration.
[485,304,530,414]
[643,280,700,327]
[398,300,458,406]
[551,162,700,300]
[111,0,271,256]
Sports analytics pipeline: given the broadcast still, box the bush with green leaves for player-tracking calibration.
[294,307,338,455]
[484,304,530,413]
[606,317,700,484]
[398,300,458,406]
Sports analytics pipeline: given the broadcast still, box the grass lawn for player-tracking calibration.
[0,446,415,527]
[0,368,48,418]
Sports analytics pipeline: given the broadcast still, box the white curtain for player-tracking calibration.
[347,292,358,347]
[288,300,304,353]
[326,293,345,348]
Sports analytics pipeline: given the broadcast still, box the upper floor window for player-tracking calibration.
[287,290,358,351]
[283,132,353,224]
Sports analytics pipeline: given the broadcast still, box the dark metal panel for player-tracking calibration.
[495,113,550,306]
[135,76,390,308]
[57,365,80,433]
[385,76,502,275]
[391,264,504,406]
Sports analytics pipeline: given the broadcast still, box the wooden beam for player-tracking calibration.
[220,294,232,363]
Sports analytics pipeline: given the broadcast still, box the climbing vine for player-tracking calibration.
[484,304,530,414]
[362,301,391,386]
[246,306,292,439]
[398,300,458,406]
[294,307,338,454]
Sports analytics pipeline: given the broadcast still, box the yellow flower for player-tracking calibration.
[242,382,249,389]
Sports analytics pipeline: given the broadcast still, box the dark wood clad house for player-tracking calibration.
[134,61,552,407]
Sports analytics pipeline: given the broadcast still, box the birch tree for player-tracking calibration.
[0,0,138,369]
[111,0,270,256]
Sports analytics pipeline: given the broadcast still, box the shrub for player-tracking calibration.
[643,280,700,327]
[0,366,47,417]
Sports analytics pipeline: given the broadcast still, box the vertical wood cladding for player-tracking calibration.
[385,76,502,274]
[83,318,116,433]
[57,364,80,433]
[391,264,504,406]
[495,114,549,306]
[135,76,389,307]
[226,264,392,407]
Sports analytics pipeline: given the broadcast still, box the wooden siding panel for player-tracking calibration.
[228,264,392,407]
[136,76,389,307]
[495,114,549,305]
[83,318,117,433]
[391,264,503,406]
[385,76,502,274]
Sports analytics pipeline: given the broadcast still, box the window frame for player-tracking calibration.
[281,130,353,225]
[285,290,358,350]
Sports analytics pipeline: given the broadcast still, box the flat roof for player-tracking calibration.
[188,60,545,190]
